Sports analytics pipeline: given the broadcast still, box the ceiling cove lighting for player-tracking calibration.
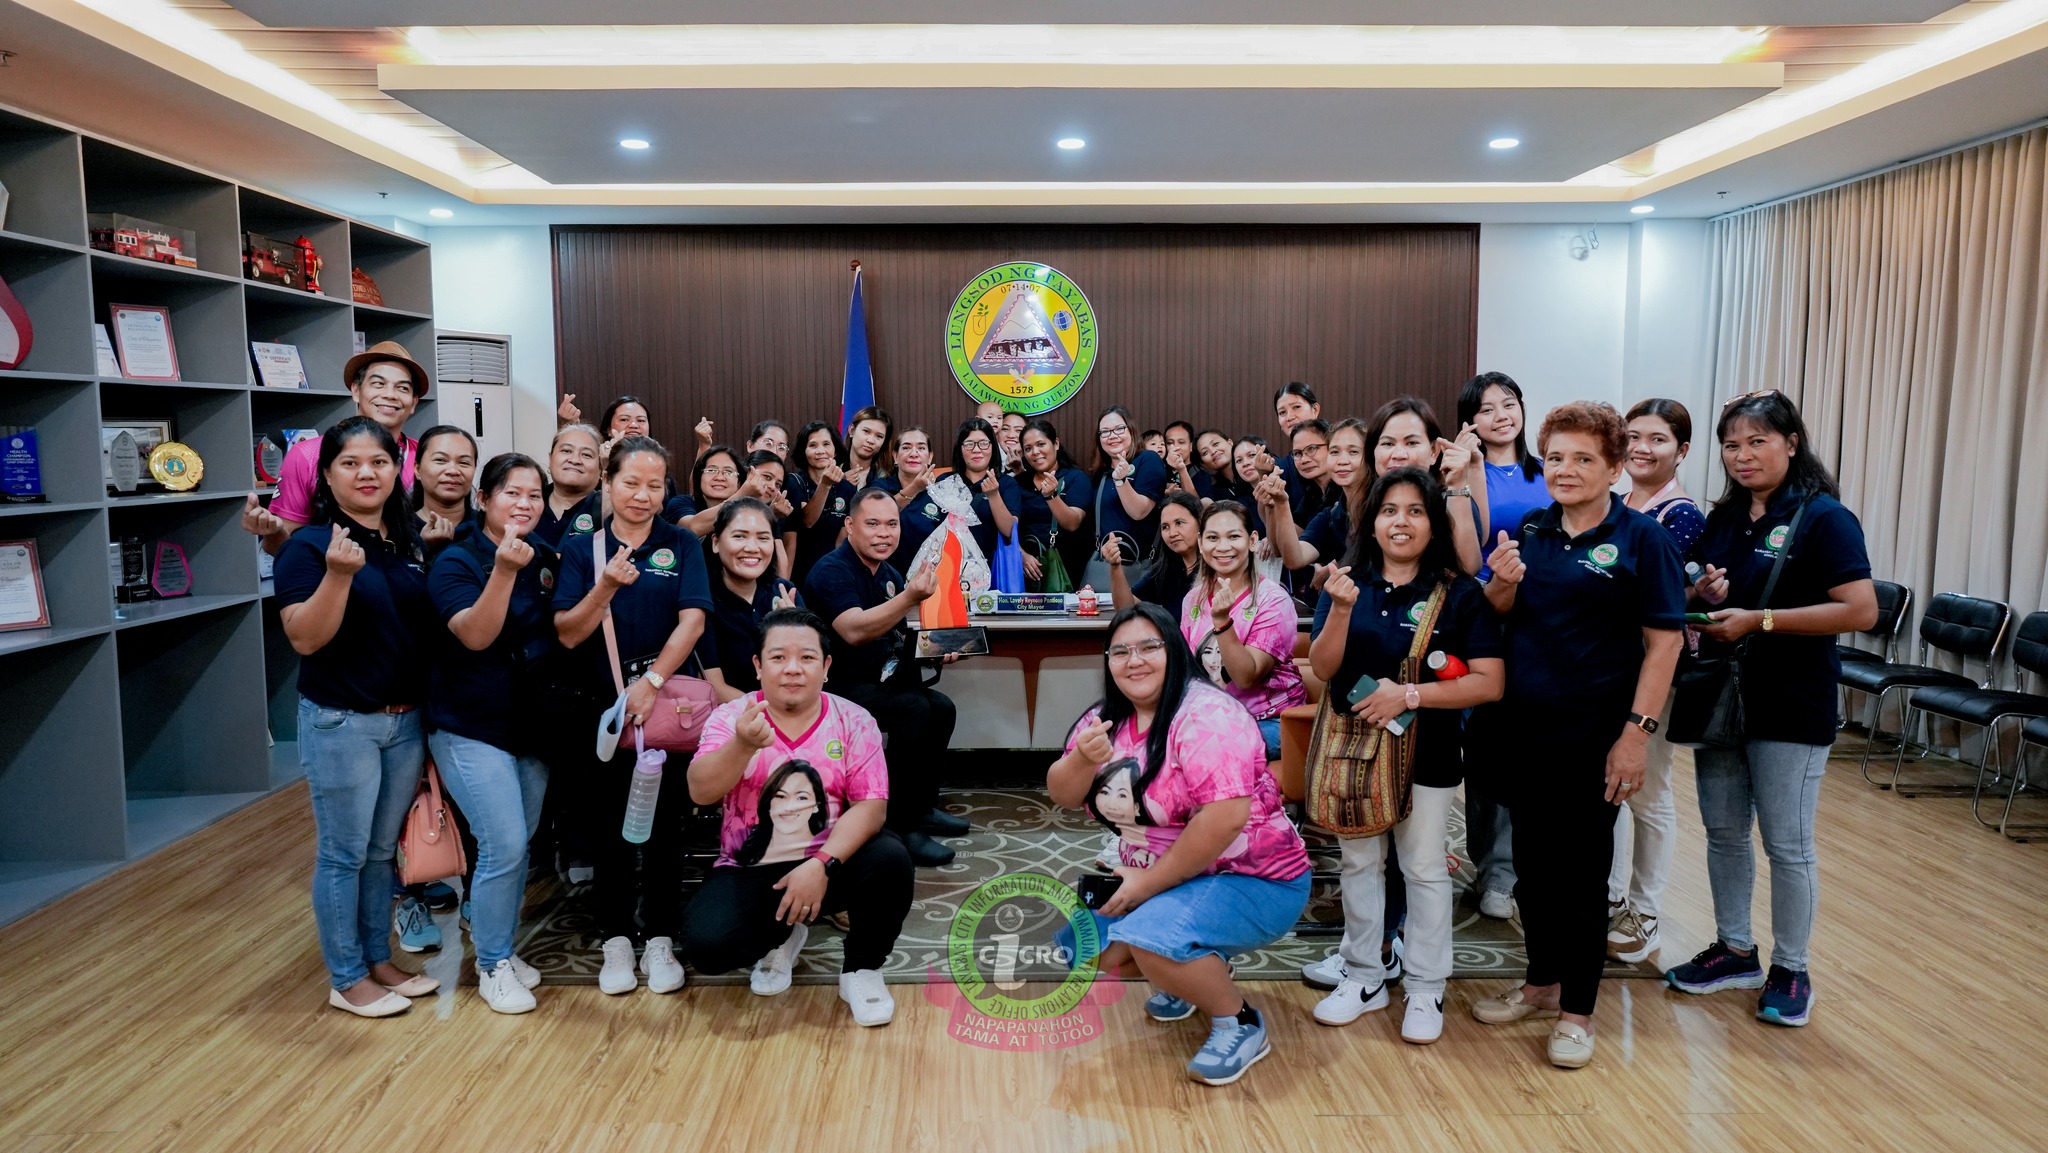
[618,138,651,150]
[429,208,455,218]
[1630,204,1656,214]
[1056,137,1086,150]
[1489,137,1520,150]
[404,24,1769,67]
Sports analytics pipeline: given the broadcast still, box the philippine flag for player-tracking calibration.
[839,261,875,436]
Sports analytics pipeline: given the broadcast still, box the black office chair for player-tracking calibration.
[1838,580,1912,668]
[2000,715,2048,842]
[1903,612,2048,822]
[1837,592,2011,787]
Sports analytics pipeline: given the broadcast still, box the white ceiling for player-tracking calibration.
[384,85,1775,184]
[223,1,1958,27]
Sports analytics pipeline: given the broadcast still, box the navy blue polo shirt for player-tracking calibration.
[662,492,698,524]
[1302,499,1352,566]
[553,515,715,695]
[702,576,801,693]
[881,476,945,574]
[1093,450,1170,557]
[1312,571,1501,789]
[419,503,480,564]
[426,529,559,752]
[1018,466,1093,572]
[803,541,904,687]
[533,487,601,552]
[784,470,858,587]
[1130,557,1196,625]
[1501,493,1686,710]
[1693,486,1871,745]
[275,518,434,712]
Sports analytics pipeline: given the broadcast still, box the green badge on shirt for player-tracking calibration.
[539,568,555,591]
[1767,525,1790,551]
[924,503,939,518]
[650,548,676,570]
[573,513,594,533]
[1589,543,1620,568]
[1407,601,1428,625]
[825,739,845,760]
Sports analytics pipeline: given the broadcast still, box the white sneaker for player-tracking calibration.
[839,969,895,1026]
[478,959,538,1015]
[1312,977,1389,1026]
[598,936,638,995]
[1094,833,1122,872]
[640,936,686,994]
[751,923,809,997]
[509,953,542,990]
[1401,993,1444,1044]
[1478,888,1516,920]
[1299,951,1347,990]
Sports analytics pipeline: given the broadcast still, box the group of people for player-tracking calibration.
[252,344,1878,1085]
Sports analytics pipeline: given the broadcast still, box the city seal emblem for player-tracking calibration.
[946,263,1098,417]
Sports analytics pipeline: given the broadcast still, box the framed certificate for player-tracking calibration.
[109,303,180,380]
[251,341,308,389]
[0,539,51,632]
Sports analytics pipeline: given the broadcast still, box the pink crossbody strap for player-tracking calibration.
[595,527,627,697]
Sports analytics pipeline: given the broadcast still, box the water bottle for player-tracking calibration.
[621,744,667,844]
[1685,561,1704,583]
[1386,650,1471,736]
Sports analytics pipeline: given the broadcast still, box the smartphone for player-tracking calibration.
[916,626,991,659]
[1685,612,1718,625]
[1075,873,1124,911]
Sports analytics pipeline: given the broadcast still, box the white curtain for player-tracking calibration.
[1705,126,2048,666]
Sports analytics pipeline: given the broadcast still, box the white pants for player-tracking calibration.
[1606,707,1677,919]
[1337,784,1456,999]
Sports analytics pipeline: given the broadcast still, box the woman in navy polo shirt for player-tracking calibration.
[410,425,479,559]
[784,421,858,587]
[951,418,1021,564]
[881,427,944,574]
[1469,401,1684,1069]
[1665,391,1877,1029]
[1305,467,1505,1044]
[535,424,603,552]
[275,416,438,1018]
[1092,404,1170,563]
[706,497,801,698]
[554,435,719,998]
[1017,418,1092,590]
[425,452,556,1015]
[843,406,894,490]
[1106,492,1202,624]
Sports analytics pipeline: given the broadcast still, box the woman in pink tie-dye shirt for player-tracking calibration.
[1179,501,1307,759]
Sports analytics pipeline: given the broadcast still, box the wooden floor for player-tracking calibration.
[4,747,2047,1153]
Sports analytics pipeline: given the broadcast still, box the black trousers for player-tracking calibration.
[1504,704,1625,1017]
[565,690,689,941]
[683,831,914,974]
[837,678,956,833]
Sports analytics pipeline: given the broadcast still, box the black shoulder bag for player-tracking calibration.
[1667,497,1808,750]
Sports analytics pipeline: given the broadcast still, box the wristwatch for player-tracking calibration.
[809,851,841,876]
[1761,608,1776,632]
[1404,683,1421,709]
[1627,712,1660,734]
[1445,486,1473,499]
[643,671,665,690]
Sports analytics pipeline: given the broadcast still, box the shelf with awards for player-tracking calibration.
[0,100,437,926]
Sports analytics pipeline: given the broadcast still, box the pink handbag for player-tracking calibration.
[595,528,717,754]
[396,757,467,885]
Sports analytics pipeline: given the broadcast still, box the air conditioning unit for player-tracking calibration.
[436,329,510,386]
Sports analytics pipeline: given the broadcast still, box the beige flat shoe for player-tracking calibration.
[328,986,411,1018]
[1472,987,1561,1025]
[381,973,440,998]
[1548,1022,1594,1068]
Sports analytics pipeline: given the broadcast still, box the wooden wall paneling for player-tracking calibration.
[552,225,1478,472]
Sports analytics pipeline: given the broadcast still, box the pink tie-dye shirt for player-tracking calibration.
[695,691,889,869]
[1181,576,1307,720]
[1066,680,1309,882]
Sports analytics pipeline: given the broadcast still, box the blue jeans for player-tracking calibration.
[428,730,547,968]
[299,698,424,989]
[1256,718,1282,761]
[1694,740,1828,972]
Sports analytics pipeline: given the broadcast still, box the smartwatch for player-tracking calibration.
[1627,712,1660,735]
[643,671,665,690]
[810,851,841,877]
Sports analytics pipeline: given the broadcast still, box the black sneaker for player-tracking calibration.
[1665,940,1765,995]
[920,807,970,836]
[1756,964,1813,1027]
[903,831,957,867]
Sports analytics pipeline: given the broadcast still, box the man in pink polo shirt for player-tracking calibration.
[242,341,428,555]
[683,607,914,1027]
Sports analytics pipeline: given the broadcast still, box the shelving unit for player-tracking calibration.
[0,102,437,926]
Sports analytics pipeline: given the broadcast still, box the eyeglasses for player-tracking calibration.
[702,467,739,479]
[1721,389,1786,410]
[1099,425,1129,437]
[1295,442,1328,454]
[1106,638,1169,663]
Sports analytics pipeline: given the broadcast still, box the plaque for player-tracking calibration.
[150,540,192,598]
[0,539,50,631]
[116,536,152,604]
[148,441,204,491]
[251,342,308,389]
[102,420,169,494]
[104,429,141,494]
[1,426,45,503]
[254,436,284,484]
[108,304,180,380]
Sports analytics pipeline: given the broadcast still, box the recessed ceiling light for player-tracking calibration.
[1631,204,1656,214]
[1056,137,1086,150]
[429,208,454,218]
[1488,137,1520,150]
[619,138,650,150]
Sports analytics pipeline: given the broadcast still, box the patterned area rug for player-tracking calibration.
[496,789,1662,986]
